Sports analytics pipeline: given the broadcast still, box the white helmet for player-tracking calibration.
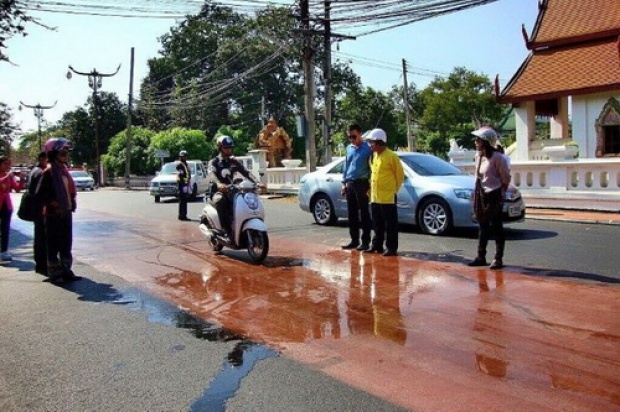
[365,128,387,143]
[471,126,498,144]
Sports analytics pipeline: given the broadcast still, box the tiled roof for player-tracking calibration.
[529,0,620,48]
[498,38,620,103]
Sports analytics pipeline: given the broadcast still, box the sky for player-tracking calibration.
[1,0,539,136]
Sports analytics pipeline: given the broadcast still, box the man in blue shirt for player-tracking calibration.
[340,124,373,250]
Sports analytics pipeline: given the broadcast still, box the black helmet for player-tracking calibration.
[216,135,234,149]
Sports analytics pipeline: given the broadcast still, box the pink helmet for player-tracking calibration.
[43,138,73,154]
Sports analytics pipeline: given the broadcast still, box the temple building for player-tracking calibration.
[496,0,620,161]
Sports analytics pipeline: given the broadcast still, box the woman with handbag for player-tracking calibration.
[0,155,24,262]
[468,126,511,270]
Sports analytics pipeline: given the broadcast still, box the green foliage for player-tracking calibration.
[101,126,156,177]
[148,127,210,169]
[0,102,15,153]
[0,1,32,63]
[418,67,505,152]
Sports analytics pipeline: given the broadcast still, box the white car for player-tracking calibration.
[69,170,95,191]
[149,160,211,203]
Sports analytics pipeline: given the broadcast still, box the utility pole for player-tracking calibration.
[301,0,317,172]
[323,0,333,165]
[19,101,57,151]
[125,48,135,189]
[402,59,416,151]
[67,64,121,187]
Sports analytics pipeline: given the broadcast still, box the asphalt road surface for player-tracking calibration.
[2,189,618,411]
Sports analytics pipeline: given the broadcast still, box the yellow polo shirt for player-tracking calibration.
[369,149,404,204]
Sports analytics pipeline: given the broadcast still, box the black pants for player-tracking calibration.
[34,216,47,272]
[476,188,505,260]
[45,212,73,277]
[345,180,372,246]
[178,183,188,219]
[370,201,399,252]
[0,203,11,252]
[213,191,233,234]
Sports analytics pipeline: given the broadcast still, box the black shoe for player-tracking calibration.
[382,250,398,257]
[178,216,191,221]
[489,259,504,270]
[35,266,48,276]
[63,270,83,282]
[341,242,360,250]
[364,247,384,254]
[468,257,487,267]
[356,244,369,251]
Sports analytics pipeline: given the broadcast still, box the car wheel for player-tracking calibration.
[417,197,452,236]
[312,194,337,225]
[154,195,161,203]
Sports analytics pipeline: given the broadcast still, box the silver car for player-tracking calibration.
[69,170,95,191]
[298,152,525,236]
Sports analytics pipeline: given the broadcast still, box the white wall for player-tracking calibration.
[572,92,620,158]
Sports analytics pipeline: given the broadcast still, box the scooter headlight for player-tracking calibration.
[244,192,259,210]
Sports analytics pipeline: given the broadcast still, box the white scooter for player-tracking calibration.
[199,170,269,263]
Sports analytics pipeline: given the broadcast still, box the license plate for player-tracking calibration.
[508,205,522,217]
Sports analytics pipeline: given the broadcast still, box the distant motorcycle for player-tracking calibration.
[199,170,269,263]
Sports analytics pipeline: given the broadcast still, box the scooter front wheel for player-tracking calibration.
[210,236,224,252]
[246,229,269,263]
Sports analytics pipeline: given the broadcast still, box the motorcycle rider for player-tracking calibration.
[207,135,258,238]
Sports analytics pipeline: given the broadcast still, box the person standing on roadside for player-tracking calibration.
[340,124,373,251]
[0,155,24,262]
[177,150,191,221]
[28,151,48,274]
[36,138,81,283]
[468,126,511,270]
[364,128,404,257]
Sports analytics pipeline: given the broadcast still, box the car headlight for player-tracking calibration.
[151,182,159,188]
[505,188,521,201]
[454,188,473,199]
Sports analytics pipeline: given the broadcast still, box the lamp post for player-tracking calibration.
[19,101,57,151]
[67,64,120,187]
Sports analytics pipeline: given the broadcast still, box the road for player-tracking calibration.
[3,189,619,411]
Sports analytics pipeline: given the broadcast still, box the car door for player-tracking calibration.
[396,166,417,225]
[321,160,348,218]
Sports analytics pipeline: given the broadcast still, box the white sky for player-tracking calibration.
[1,0,538,134]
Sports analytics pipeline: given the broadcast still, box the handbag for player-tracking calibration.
[17,192,39,222]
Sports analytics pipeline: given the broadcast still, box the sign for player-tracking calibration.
[154,150,170,158]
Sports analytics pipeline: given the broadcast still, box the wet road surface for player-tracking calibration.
[35,207,620,410]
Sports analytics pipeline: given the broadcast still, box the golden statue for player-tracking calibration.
[255,117,292,167]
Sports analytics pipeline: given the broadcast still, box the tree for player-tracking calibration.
[418,67,505,155]
[0,102,15,154]
[333,86,400,150]
[1,1,31,63]
[102,126,156,177]
[148,128,210,170]
[57,92,127,169]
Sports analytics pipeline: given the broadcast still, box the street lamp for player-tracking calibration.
[18,101,57,151]
[67,64,120,187]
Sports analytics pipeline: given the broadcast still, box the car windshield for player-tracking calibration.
[69,171,90,178]
[160,162,196,174]
[399,154,467,177]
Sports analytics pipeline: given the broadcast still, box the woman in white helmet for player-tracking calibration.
[469,126,511,270]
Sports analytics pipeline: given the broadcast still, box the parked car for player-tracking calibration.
[149,160,211,203]
[298,152,525,236]
[69,170,95,191]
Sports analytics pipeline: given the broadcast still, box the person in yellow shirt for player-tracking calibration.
[364,128,404,256]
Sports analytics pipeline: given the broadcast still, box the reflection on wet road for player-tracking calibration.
[71,209,619,411]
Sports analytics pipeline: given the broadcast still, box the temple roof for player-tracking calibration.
[498,0,620,104]
[528,0,620,49]
[498,38,620,103]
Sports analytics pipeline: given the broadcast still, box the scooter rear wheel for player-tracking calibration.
[246,229,268,263]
